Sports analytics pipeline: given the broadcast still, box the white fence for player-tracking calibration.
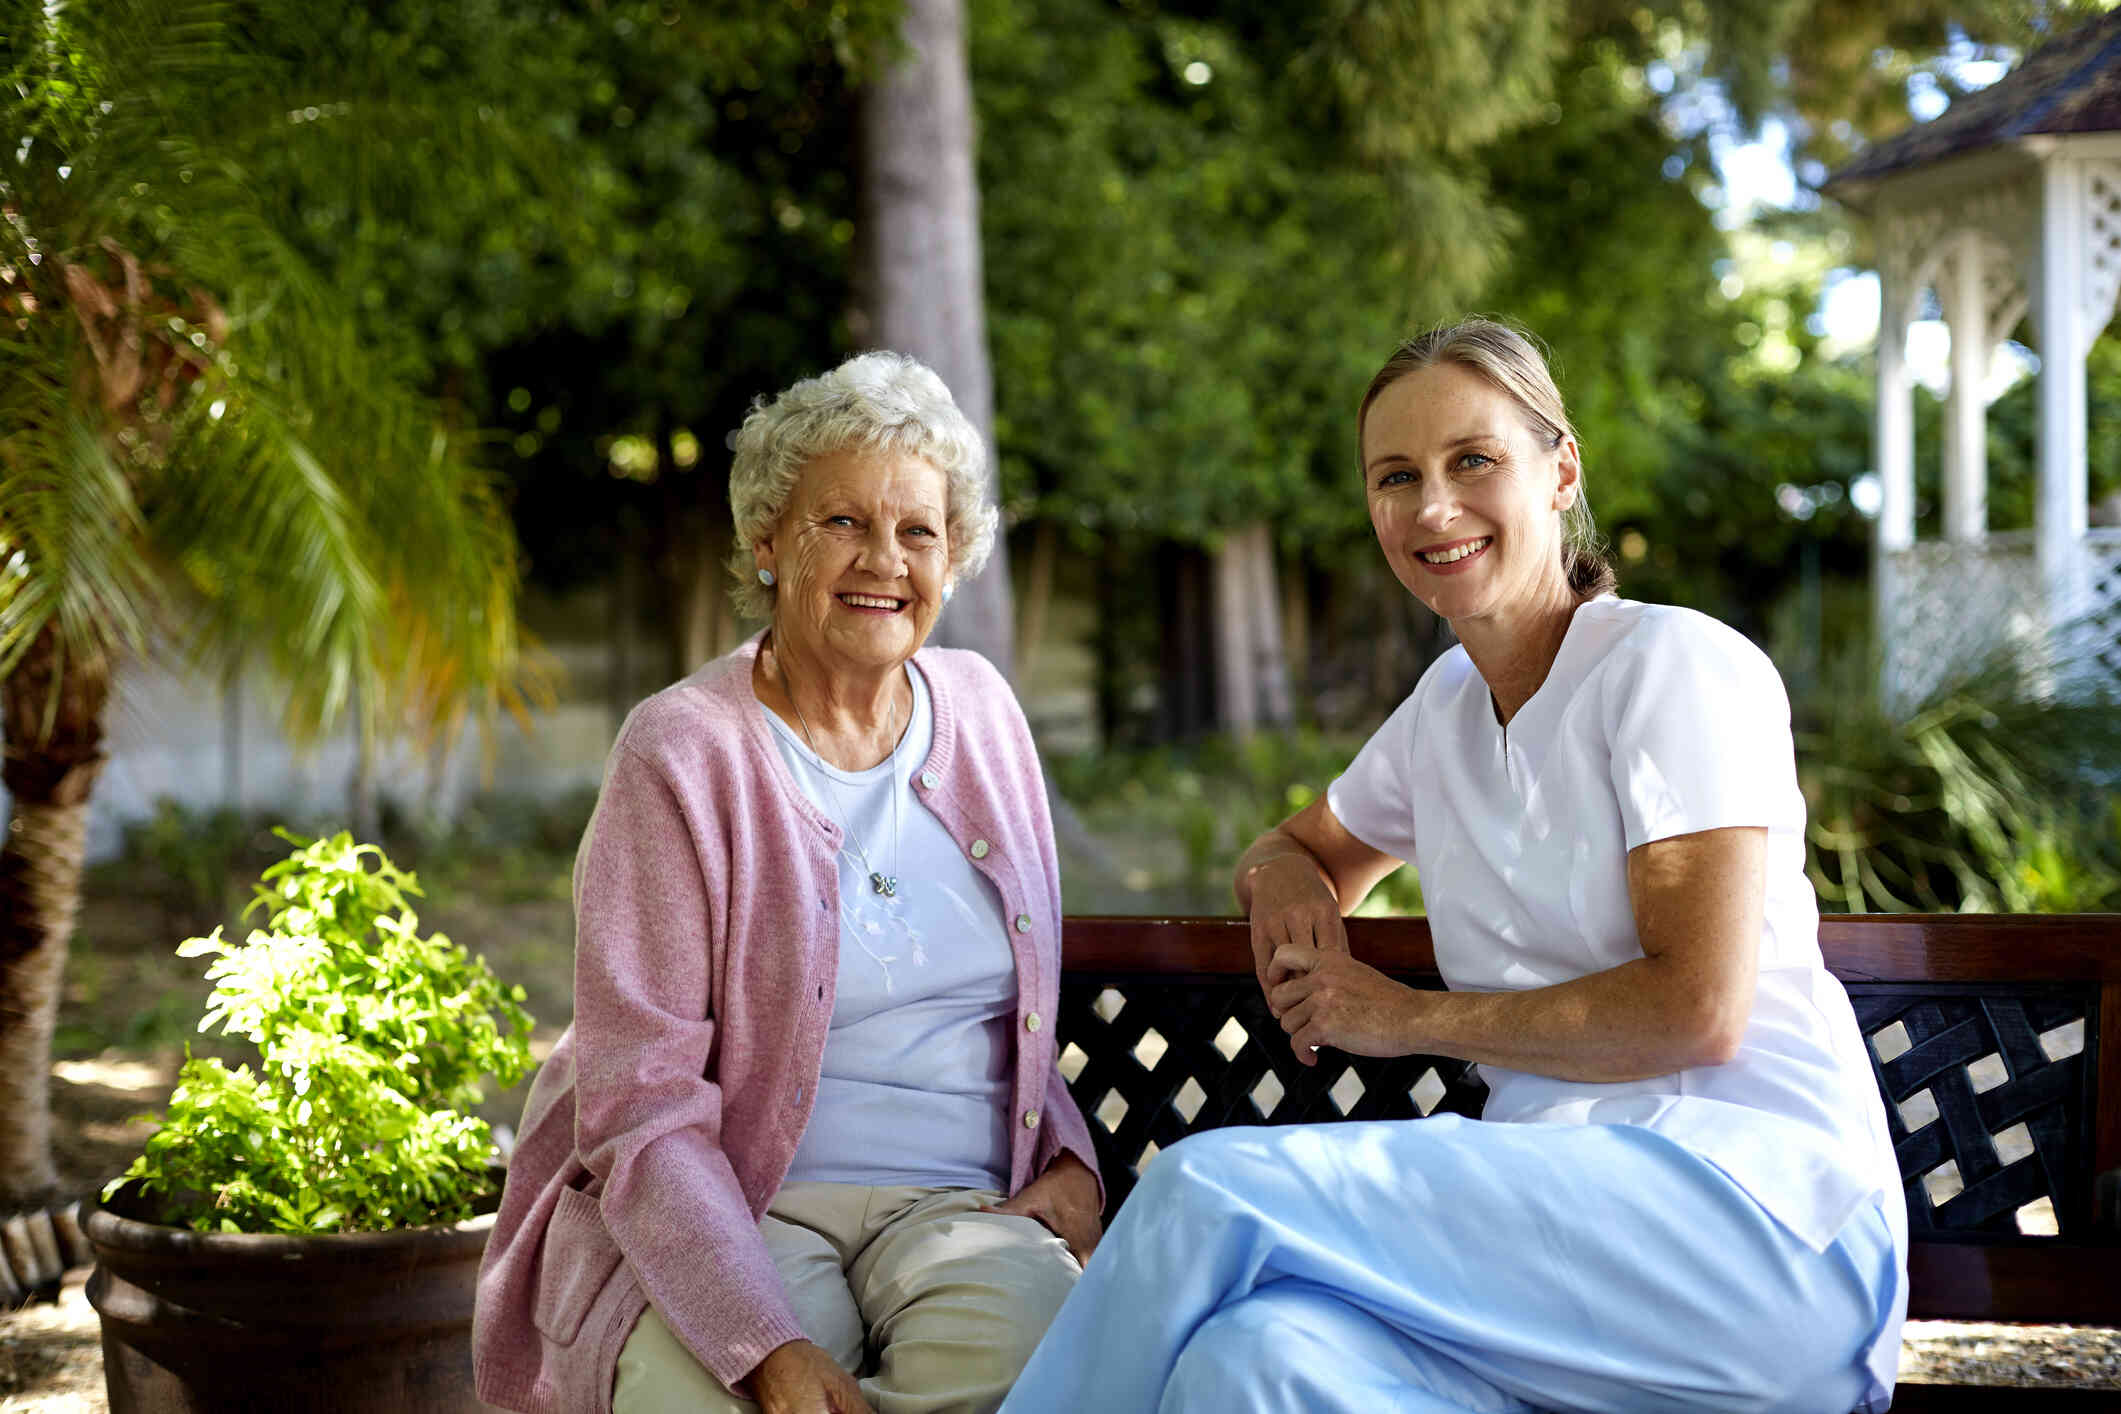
[1881,528,2121,709]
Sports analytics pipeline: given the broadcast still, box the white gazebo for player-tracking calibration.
[1828,11,2121,708]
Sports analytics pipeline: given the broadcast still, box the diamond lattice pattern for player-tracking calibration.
[1057,976,1490,1213]
[1857,988,2094,1238]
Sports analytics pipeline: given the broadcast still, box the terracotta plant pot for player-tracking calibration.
[83,1187,500,1413]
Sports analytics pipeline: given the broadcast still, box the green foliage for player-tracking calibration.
[107,830,534,1234]
[1054,731,1423,914]
[1799,645,2121,914]
[976,0,1555,551]
[207,0,901,603]
[0,0,536,743]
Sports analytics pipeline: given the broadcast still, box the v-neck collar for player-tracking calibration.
[1476,596,1614,785]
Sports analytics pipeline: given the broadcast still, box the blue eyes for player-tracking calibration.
[1375,453,1493,489]
[823,515,936,537]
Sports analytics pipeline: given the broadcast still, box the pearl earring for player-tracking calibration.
[757,569,776,586]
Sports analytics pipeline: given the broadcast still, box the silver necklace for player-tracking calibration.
[784,665,904,898]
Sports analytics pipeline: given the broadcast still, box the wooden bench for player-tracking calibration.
[1058,914,2121,1410]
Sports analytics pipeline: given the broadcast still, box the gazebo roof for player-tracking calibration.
[1829,9,2121,190]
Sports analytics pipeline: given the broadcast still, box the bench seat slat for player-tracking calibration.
[1891,1386,2121,1411]
[1909,1238,2121,1325]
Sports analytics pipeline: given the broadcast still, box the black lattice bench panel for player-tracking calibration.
[1057,972,1485,1211]
[1059,914,2121,1342]
[1853,984,2095,1239]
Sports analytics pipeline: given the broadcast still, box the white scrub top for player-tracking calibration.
[1327,596,1906,1405]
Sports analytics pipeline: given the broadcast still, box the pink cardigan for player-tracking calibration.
[472,640,1100,1414]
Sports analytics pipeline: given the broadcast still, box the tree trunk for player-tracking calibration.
[1016,519,1058,681]
[1249,528,1292,727]
[1281,557,1311,718]
[1095,539,1127,747]
[1156,543,1214,741]
[1212,536,1258,737]
[0,627,111,1208]
[1211,525,1293,736]
[857,0,1013,679]
[668,519,720,679]
[650,420,737,679]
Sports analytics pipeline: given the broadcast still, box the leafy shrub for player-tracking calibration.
[107,830,535,1233]
[1798,644,2121,913]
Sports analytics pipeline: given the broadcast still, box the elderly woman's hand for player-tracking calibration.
[985,1151,1103,1264]
[1265,943,1429,1067]
[749,1339,876,1414]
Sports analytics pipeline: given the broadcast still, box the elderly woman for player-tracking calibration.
[1000,320,1906,1414]
[475,351,1101,1414]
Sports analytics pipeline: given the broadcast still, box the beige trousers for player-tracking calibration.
[612,1183,1082,1414]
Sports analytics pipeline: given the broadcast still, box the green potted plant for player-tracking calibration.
[84,830,534,1412]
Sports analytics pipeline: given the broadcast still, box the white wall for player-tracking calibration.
[30,641,619,863]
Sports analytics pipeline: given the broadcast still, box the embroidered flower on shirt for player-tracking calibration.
[842,876,928,993]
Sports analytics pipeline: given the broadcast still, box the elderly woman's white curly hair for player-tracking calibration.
[726,351,997,620]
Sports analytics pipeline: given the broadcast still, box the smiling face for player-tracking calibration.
[754,445,952,682]
[1360,360,1580,629]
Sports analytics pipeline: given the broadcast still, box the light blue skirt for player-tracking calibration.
[999,1116,1900,1414]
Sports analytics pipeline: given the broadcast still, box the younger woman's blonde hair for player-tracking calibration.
[1357,317,1616,600]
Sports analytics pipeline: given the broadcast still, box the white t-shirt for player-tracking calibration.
[766,664,1017,1191]
[1327,597,1906,1408]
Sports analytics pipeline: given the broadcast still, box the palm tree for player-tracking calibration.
[0,0,535,1206]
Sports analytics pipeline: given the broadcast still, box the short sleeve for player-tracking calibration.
[1326,688,1423,862]
[1600,612,1797,850]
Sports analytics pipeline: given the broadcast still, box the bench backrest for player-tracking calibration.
[1059,914,2121,1325]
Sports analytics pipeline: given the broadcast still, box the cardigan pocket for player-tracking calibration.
[532,1185,623,1345]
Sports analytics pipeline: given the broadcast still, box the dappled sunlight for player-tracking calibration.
[49,1058,169,1095]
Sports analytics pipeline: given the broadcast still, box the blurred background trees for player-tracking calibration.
[102,0,2111,742]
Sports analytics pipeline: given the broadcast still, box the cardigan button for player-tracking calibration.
[1022,1109,1040,1130]
[920,770,941,790]
[1014,914,1032,934]
[970,839,990,859]
[1024,1012,1042,1033]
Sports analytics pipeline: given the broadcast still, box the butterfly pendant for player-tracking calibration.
[870,872,898,898]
